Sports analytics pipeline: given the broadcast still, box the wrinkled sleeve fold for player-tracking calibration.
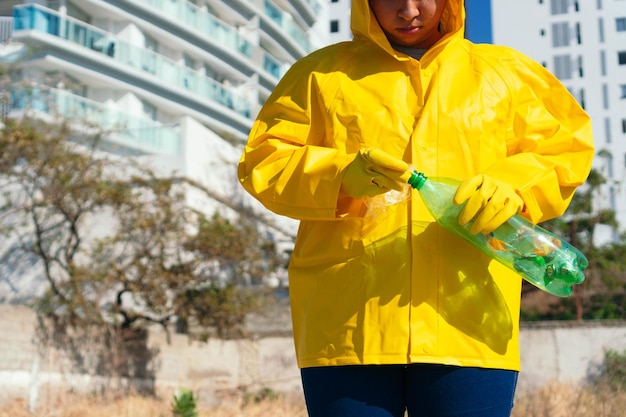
[238,62,355,220]
[484,53,594,223]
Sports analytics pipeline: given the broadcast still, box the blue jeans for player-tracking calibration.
[301,364,518,417]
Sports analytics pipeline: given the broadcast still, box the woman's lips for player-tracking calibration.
[397,26,420,35]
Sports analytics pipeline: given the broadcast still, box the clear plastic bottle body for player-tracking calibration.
[410,172,588,297]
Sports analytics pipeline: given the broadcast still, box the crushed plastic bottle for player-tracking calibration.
[407,170,588,297]
[364,187,410,218]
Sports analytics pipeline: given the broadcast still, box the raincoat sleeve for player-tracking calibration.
[238,55,357,221]
[482,49,595,223]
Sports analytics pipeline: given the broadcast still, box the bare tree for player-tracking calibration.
[0,110,282,391]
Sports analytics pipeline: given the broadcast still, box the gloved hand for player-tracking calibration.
[341,148,410,198]
[453,174,524,235]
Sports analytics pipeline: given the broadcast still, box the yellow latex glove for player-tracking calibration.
[453,174,524,235]
[341,148,410,198]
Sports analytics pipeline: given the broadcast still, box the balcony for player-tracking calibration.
[263,0,310,54]
[0,17,13,43]
[9,83,181,155]
[289,0,322,27]
[263,52,284,79]
[12,4,252,119]
[126,0,253,58]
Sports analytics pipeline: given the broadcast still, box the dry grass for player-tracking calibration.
[2,382,626,417]
[0,393,308,417]
[512,381,626,417]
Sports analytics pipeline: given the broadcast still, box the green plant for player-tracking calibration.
[171,388,198,417]
[598,349,626,391]
[241,387,280,406]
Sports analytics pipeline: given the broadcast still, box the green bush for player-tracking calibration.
[171,388,198,417]
[242,387,280,406]
[598,349,626,391]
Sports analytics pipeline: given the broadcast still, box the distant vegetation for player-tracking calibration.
[521,164,626,321]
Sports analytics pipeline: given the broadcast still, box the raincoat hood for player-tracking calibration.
[351,0,465,55]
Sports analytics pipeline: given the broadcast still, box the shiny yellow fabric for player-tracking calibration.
[238,0,594,370]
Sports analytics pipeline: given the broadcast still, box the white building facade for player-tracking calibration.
[0,0,331,238]
[490,0,626,240]
[0,0,334,295]
[327,0,351,43]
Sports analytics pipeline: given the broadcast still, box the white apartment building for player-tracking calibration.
[490,0,626,241]
[0,0,334,295]
[0,0,331,242]
[328,0,351,43]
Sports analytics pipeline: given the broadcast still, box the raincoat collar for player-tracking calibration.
[351,0,466,58]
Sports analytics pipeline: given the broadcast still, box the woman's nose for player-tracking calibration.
[397,0,420,20]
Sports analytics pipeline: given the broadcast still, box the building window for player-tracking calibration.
[622,119,626,134]
[597,0,602,10]
[617,18,626,32]
[609,187,616,210]
[575,22,581,44]
[578,55,584,77]
[599,18,605,43]
[602,84,609,109]
[183,53,196,69]
[552,22,570,46]
[600,50,607,75]
[553,55,572,79]
[142,100,158,121]
[144,33,158,52]
[621,85,626,99]
[330,20,339,33]
[619,51,626,65]
[551,0,569,15]
[579,88,586,109]
[605,117,612,144]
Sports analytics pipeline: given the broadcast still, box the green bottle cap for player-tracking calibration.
[407,170,427,190]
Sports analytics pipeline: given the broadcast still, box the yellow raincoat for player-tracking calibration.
[238,0,594,371]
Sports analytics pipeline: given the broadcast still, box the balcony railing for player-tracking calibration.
[130,0,253,58]
[263,0,310,53]
[8,83,181,154]
[305,0,322,15]
[0,17,13,43]
[263,52,283,79]
[12,4,252,118]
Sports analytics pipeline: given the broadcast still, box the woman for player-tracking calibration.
[238,0,594,415]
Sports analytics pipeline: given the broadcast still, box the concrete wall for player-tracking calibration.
[2,304,626,410]
[518,321,626,392]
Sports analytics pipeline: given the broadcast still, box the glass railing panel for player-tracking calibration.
[263,0,282,26]
[262,0,310,52]
[12,5,252,118]
[306,0,321,15]
[1,16,14,42]
[13,5,60,34]
[131,0,252,57]
[263,53,281,79]
[285,20,309,52]
[9,84,180,154]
